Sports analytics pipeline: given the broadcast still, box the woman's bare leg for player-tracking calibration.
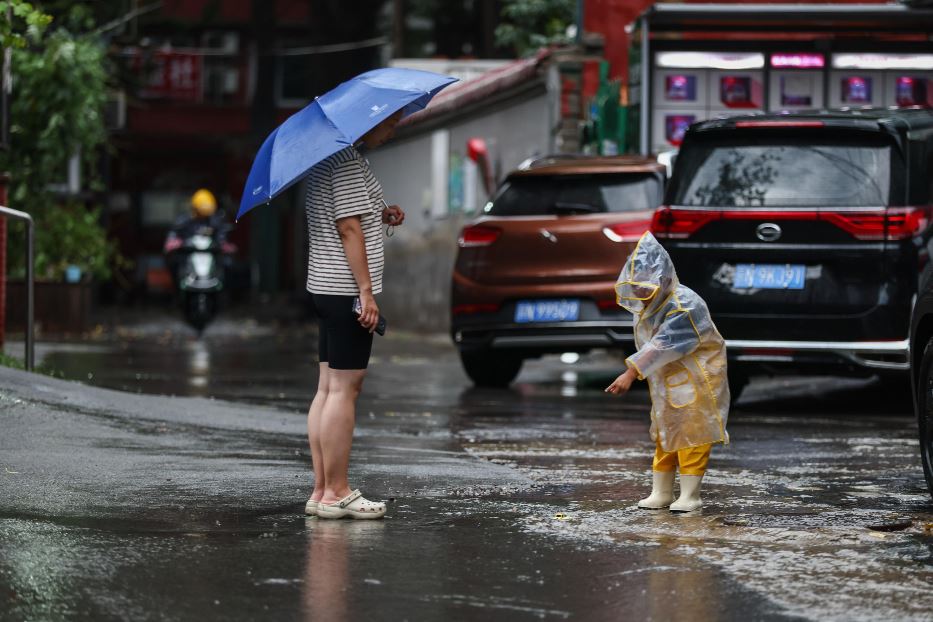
[319,368,366,504]
[307,363,331,501]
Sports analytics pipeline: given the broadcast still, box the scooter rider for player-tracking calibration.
[164,189,234,286]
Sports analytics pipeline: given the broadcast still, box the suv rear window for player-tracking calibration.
[487,173,663,216]
[670,135,892,207]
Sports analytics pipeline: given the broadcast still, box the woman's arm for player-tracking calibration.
[336,215,379,332]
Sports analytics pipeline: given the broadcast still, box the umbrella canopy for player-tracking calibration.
[237,67,457,220]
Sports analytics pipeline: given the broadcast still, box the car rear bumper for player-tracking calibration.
[453,320,635,355]
[727,338,910,371]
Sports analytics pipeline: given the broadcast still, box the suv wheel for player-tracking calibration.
[917,339,933,498]
[459,350,522,387]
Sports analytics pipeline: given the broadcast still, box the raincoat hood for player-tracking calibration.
[614,232,679,315]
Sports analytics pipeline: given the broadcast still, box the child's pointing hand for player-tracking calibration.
[606,366,637,395]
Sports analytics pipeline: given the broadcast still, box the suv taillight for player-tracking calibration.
[807,209,930,241]
[650,207,718,239]
[602,220,652,243]
[884,207,930,240]
[458,225,501,247]
[651,206,930,241]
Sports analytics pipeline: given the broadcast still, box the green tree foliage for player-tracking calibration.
[1,2,119,281]
[495,0,575,56]
[0,1,52,50]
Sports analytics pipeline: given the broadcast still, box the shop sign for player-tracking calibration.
[656,52,764,70]
[134,51,203,102]
[771,53,825,69]
[833,53,933,71]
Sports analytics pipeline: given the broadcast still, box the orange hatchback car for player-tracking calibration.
[451,154,666,386]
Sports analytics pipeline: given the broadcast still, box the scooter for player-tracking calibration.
[164,224,235,333]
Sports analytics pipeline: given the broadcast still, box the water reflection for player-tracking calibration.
[186,340,211,392]
[646,535,718,619]
[302,519,386,622]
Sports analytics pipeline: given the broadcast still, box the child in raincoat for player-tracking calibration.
[606,231,729,512]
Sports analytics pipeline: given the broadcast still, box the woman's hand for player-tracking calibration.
[358,291,380,333]
[382,204,405,226]
[605,367,637,395]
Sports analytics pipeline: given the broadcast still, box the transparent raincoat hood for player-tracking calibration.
[615,231,679,316]
[615,232,731,452]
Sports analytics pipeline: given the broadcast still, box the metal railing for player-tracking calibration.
[0,205,33,370]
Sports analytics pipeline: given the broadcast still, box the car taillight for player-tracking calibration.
[822,211,886,240]
[884,207,930,240]
[651,206,930,241]
[823,209,930,241]
[602,221,651,243]
[650,207,719,239]
[452,303,500,316]
[458,225,501,248]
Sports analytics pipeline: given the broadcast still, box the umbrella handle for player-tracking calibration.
[381,199,396,237]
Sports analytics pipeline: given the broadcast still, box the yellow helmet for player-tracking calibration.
[190,189,218,218]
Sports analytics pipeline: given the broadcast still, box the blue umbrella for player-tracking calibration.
[237,67,457,220]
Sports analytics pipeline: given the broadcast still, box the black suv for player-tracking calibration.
[655,108,933,400]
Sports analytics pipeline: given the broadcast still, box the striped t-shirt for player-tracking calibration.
[305,146,385,296]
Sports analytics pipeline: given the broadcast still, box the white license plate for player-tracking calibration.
[514,299,580,323]
[734,264,806,290]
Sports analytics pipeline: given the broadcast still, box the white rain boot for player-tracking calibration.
[637,470,675,509]
[670,474,704,512]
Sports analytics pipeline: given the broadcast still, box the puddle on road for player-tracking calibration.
[455,405,933,622]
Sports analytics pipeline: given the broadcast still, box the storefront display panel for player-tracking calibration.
[884,73,933,107]
[651,110,699,153]
[769,71,824,111]
[829,71,883,107]
[710,71,764,109]
[653,69,708,110]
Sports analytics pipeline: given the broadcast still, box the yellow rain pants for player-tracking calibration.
[652,440,711,476]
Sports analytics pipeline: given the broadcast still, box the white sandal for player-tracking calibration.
[316,490,386,520]
[304,499,320,516]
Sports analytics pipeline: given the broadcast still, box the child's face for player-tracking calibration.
[630,282,657,301]
[632,274,657,301]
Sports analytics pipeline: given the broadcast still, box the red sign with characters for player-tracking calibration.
[136,52,202,102]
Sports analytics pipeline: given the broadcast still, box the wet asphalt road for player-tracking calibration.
[2,314,932,621]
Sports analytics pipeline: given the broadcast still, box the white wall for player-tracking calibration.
[364,90,553,331]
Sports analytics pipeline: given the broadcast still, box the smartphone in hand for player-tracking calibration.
[352,297,387,336]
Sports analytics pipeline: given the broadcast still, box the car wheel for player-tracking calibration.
[459,350,522,388]
[917,339,933,499]
[727,367,750,403]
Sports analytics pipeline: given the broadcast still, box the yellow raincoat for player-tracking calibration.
[615,232,730,453]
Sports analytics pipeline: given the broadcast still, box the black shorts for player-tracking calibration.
[312,294,374,370]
